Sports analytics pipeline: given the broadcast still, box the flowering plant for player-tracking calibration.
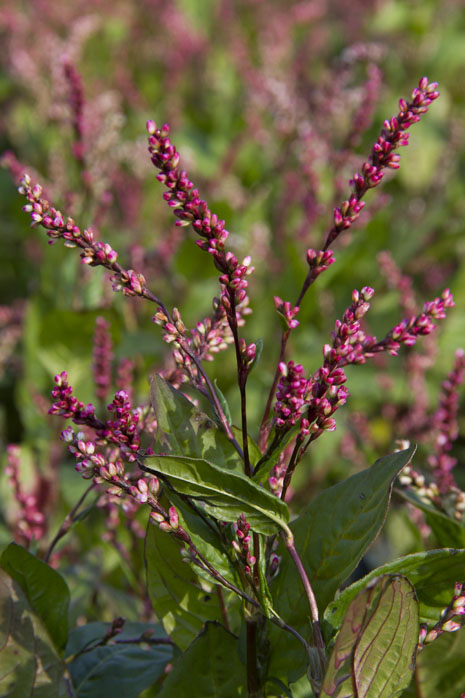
[1,66,464,698]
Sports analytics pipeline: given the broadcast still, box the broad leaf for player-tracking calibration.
[66,621,170,656]
[158,621,245,697]
[321,575,418,698]
[68,643,172,698]
[141,455,291,536]
[145,521,224,649]
[275,447,415,618]
[268,447,415,683]
[401,630,465,698]
[0,568,71,697]
[396,488,465,548]
[1,543,70,651]
[325,548,465,635]
[150,373,243,471]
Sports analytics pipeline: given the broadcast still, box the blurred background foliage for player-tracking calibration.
[1,0,465,623]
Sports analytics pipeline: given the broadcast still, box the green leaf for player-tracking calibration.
[68,643,172,698]
[321,575,418,698]
[252,426,300,485]
[0,568,70,697]
[150,373,243,472]
[401,630,465,698]
[268,447,415,683]
[145,521,224,650]
[167,491,241,588]
[396,488,465,548]
[213,378,232,425]
[66,621,169,657]
[325,548,465,635]
[1,543,70,652]
[275,447,416,618]
[158,622,246,697]
[141,455,291,536]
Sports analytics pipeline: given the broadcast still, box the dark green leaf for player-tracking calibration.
[0,568,71,697]
[213,378,232,425]
[1,543,70,651]
[396,488,465,548]
[66,621,169,657]
[325,548,465,635]
[401,630,465,698]
[68,642,172,698]
[158,622,246,697]
[141,455,291,536]
[150,373,243,472]
[268,447,415,683]
[275,447,416,618]
[321,575,418,698]
[145,521,224,650]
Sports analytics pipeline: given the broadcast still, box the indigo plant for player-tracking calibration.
[1,70,464,698]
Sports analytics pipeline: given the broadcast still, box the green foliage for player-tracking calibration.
[325,548,465,633]
[321,575,418,698]
[0,568,70,697]
[158,622,246,697]
[0,543,70,651]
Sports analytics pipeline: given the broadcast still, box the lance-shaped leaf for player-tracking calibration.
[145,521,224,650]
[274,447,415,620]
[1,542,70,652]
[267,447,415,683]
[68,642,172,698]
[396,488,465,548]
[158,621,245,697]
[401,630,465,698]
[150,374,244,470]
[0,568,70,697]
[324,548,465,636]
[141,455,291,536]
[321,575,419,698]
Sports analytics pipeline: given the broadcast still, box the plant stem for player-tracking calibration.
[228,294,252,475]
[216,585,231,631]
[280,434,304,501]
[43,483,96,563]
[246,618,263,697]
[282,532,325,654]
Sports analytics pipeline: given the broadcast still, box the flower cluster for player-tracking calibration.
[4,445,47,546]
[274,361,309,430]
[146,121,254,321]
[93,316,113,401]
[428,348,465,493]
[274,296,300,330]
[325,77,440,249]
[418,582,465,649]
[50,372,141,460]
[232,514,256,575]
[272,287,455,443]
[63,61,85,163]
[18,174,152,299]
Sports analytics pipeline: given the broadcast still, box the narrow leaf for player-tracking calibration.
[268,447,415,683]
[0,568,71,697]
[324,548,465,636]
[145,521,224,650]
[396,488,465,548]
[141,455,291,536]
[321,575,418,698]
[275,447,416,619]
[158,622,246,697]
[68,643,172,698]
[1,542,70,652]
